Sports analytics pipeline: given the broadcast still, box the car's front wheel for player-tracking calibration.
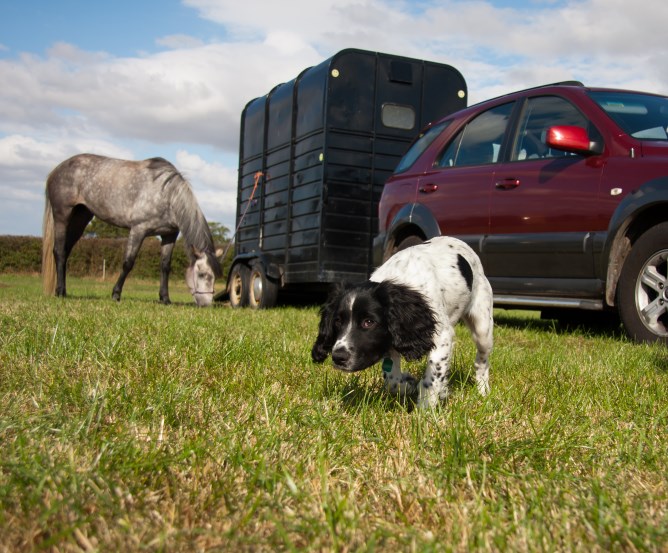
[617,222,668,344]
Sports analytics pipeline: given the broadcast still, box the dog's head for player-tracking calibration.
[311,280,437,372]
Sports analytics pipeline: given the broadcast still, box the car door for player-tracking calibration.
[416,102,515,256]
[486,95,607,296]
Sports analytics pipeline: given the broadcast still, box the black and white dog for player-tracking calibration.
[311,236,493,408]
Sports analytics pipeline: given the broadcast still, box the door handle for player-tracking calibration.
[495,178,520,190]
[419,183,439,193]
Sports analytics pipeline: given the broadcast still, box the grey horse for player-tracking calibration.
[42,154,222,306]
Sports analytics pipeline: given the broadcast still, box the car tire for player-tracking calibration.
[617,222,668,344]
[228,263,250,308]
[248,262,279,309]
[396,235,424,252]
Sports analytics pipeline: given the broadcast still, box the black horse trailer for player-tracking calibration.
[225,48,467,308]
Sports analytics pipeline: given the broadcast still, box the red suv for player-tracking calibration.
[374,82,668,344]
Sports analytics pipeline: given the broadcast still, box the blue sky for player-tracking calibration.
[1,1,222,56]
[1,0,668,236]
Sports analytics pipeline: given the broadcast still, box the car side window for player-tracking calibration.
[513,96,602,160]
[394,120,452,174]
[436,102,514,168]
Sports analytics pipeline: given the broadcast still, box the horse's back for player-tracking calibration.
[46,154,176,226]
[47,154,118,196]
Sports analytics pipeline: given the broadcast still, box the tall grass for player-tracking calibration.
[0,274,666,551]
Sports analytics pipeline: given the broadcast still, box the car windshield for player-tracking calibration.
[394,120,451,173]
[590,91,668,141]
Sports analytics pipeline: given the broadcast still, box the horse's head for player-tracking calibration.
[186,247,222,307]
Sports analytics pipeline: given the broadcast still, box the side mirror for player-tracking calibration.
[546,125,603,156]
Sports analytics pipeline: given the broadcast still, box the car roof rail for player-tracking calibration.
[525,80,585,92]
[500,80,586,101]
[467,80,586,109]
[546,80,585,87]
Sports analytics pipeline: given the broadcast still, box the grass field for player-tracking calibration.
[0,274,666,552]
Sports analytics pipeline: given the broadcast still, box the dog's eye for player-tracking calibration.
[361,318,376,329]
[334,316,342,329]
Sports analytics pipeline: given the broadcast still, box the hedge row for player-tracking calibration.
[0,236,232,280]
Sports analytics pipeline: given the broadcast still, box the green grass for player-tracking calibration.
[0,274,666,551]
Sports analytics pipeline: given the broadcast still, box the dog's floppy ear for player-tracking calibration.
[311,282,349,363]
[377,280,437,360]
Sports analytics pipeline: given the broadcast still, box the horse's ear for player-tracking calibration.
[215,247,224,258]
[191,245,204,258]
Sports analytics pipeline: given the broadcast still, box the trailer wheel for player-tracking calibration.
[228,263,250,308]
[248,263,279,309]
[617,222,668,344]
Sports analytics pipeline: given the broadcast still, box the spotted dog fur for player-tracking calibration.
[311,236,494,409]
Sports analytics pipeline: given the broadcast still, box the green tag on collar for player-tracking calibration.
[382,358,393,373]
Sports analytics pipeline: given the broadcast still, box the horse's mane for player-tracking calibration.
[149,158,222,277]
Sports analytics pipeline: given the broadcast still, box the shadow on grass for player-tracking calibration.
[493,309,627,340]
[651,349,668,372]
[335,363,489,414]
[53,293,213,310]
[337,376,417,413]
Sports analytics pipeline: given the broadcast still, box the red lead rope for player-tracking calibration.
[221,171,263,263]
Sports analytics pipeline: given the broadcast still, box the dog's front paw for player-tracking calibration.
[383,372,418,396]
[416,380,449,409]
[477,379,490,397]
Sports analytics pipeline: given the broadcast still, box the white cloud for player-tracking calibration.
[175,149,238,229]
[182,0,668,101]
[0,134,131,189]
[155,34,205,50]
[0,39,320,150]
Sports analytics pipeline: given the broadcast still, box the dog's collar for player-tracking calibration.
[382,358,393,373]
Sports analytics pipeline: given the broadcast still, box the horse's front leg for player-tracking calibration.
[112,230,146,302]
[158,233,177,304]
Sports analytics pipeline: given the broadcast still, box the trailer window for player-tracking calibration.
[382,103,416,130]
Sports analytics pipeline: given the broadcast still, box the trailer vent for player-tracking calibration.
[389,60,413,84]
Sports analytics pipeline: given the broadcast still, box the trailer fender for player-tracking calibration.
[227,253,282,284]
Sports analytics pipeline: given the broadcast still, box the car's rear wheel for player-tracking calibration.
[617,223,668,344]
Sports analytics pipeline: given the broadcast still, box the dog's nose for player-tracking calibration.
[332,347,351,367]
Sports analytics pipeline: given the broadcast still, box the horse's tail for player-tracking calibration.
[42,191,56,296]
